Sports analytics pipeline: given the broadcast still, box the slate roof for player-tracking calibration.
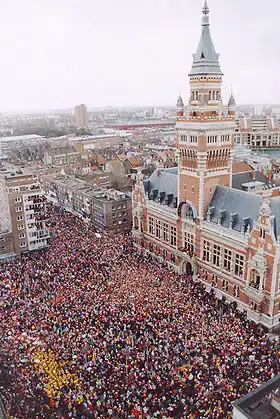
[176,95,184,107]
[144,167,280,238]
[228,92,236,106]
[205,186,262,232]
[189,2,223,76]
[144,167,178,207]
[270,196,280,239]
[232,171,268,191]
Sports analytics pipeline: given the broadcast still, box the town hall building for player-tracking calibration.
[132,1,280,331]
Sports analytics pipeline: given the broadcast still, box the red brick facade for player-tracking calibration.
[132,3,280,331]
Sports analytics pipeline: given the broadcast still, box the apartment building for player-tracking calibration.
[43,145,81,166]
[91,189,132,231]
[75,104,88,128]
[0,169,50,258]
[43,174,132,231]
[235,115,280,148]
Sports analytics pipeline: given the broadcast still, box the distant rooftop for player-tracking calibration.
[47,175,130,202]
[104,120,175,129]
[1,168,33,179]
[69,133,131,143]
[0,134,43,141]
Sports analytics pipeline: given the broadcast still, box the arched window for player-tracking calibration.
[212,91,215,100]
[216,91,219,100]
[209,91,212,101]
[178,201,197,221]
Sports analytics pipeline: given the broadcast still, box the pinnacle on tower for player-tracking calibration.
[202,1,210,26]
[176,94,184,108]
[228,92,236,106]
[189,1,223,76]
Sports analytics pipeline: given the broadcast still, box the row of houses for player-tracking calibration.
[42,174,132,232]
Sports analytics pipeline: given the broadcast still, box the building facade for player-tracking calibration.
[235,115,280,148]
[43,174,132,231]
[91,189,132,231]
[132,2,280,331]
[0,170,50,258]
[74,104,88,129]
[43,145,81,166]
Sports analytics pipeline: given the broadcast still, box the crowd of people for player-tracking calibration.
[1,204,280,418]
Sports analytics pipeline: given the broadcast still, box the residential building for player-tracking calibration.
[76,171,111,188]
[0,230,14,260]
[43,174,132,231]
[91,189,132,231]
[0,134,44,157]
[132,2,280,331]
[43,175,91,219]
[0,169,50,258]
[43,145,80,166]
[235,115,280,148]
[69,134,129,153]
[233,375,280,418]
[75,104,88,128]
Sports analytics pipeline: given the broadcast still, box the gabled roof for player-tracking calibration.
[205,186,262,232]
[127,156,141,168]
[189,2,223,76]
[96,155,106,166]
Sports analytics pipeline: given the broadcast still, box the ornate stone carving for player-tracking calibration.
[260,198,272,217]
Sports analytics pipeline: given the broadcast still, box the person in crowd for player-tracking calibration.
[1,204,279,419]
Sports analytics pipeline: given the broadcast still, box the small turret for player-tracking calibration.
[228,91,236,117]
[176,94,184,118]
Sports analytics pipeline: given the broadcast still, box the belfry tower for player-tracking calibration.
[176,1,236,219]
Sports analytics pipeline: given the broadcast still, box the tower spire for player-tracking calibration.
[189,0,222,76]
[202,1,210,26]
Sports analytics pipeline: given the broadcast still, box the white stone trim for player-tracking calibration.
[270,248,280,316]
[176,122,235,130]
[199,171,204,219]
[199,221,248,247]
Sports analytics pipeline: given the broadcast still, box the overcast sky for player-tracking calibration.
[0,0,279,111]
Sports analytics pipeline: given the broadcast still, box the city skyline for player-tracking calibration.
[0,0,279,112]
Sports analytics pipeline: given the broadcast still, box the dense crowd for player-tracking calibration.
[1,205,280,418]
